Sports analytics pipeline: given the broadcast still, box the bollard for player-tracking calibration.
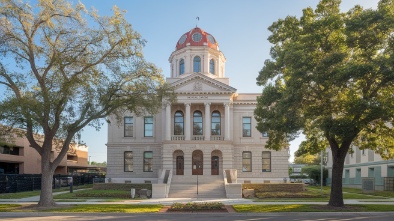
[131,188,135,198]
[69,177,73,193]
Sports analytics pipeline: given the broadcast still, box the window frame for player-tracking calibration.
[144,116,154,137]
[242,151,252,172]
[124,151,133,172]
[124,116,134,137]
[174,111,184,135]
[209,59,215,74]
[211,111,221,135]
[143,151,153,172]
[262,151,271,172]
[242,117,252,137]
[193,56,201,73]
[193,111,203,135]
[179,59,185,75]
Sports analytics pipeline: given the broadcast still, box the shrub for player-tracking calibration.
[169,202,225,211]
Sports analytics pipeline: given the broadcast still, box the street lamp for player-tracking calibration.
[320,150,328,193]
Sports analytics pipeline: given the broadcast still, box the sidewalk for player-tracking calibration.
[1,191,394,205]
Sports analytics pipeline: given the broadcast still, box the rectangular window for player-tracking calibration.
[124,117,133,137]
[261,132,268,137]
[144,116,153,137]
[262,151,271,172]
[124,151,133,172]
[144,151,153,172]
[242,117,251,137]
[242,151,252,172]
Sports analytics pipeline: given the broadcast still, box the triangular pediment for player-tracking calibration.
[170,73,237,94]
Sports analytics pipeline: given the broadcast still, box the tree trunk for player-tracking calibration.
[328,144,349,207]
[38,150,56,207]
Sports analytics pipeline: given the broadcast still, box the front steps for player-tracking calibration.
[168,175,226,198]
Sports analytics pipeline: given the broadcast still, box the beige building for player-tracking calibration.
[0,134,89,175]
[106,27,289,197]
[326,146,394,191]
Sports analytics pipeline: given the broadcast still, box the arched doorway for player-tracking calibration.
[173,150,184,175]
[211,150,222,175]
[211,156,219,175]
[192,150,203,175]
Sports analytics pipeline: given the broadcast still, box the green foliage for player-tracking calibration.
[169,202,225,211]
[93,183,152,191]
[294,153,320,164]
[302,165,328,184]
[254,0,394,206]
[90,161,107,166]
[0,0,175,206]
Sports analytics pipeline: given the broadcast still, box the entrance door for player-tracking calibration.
[211,156,219,175]
[192,150,203,175]
[176,156,184,175]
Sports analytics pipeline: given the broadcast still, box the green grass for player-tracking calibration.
[0,184,93,199]
[0,191,42,199]
[53,189,132,199]
[254,185,389,201]
[232,204,394,213]
[43,204,162,213]
[0,204,22,212]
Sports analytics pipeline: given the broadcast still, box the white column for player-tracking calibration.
[165,103,171,141]
[224,103,230,140]
[185,103,191,140]
[204,102,211,141]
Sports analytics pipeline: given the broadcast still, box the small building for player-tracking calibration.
[326,146,394,191]
[0,133,89,175]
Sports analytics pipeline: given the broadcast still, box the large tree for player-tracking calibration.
[0,0,174,207]
[255,0,394,207]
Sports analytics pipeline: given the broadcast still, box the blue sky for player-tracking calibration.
[79,0,380,163]
[0,0,380,163]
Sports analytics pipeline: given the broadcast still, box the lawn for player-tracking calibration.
[232,204,394,212]
[254,185,390,201]
[53,189,132,200]
[0,204,162,213]
[0,184,93,199]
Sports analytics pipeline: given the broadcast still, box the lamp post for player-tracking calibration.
[320,150,328,194]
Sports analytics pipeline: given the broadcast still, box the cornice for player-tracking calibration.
[171,73,237,93]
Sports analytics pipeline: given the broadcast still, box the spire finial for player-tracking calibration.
[196,16,199,27]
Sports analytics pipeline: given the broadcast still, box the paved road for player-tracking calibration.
[1,212,394,221]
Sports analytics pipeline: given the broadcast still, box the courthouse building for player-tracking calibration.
[106,27,289,197]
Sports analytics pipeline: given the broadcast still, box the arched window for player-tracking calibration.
[179,59,185,75]
[193,56,201,73]
[193,111,203,135]
[211,111,221,135]
[174,111,184,135]
[209,59,215,74]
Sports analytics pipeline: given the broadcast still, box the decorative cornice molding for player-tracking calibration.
[171,73,237,93]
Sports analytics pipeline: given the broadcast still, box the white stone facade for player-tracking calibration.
[106,27,289,185]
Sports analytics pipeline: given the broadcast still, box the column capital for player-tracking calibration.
[184,103,191,107]
[224,103,231,107]
[204,102,211,106]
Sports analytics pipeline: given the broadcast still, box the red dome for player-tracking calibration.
[176,27,219,51]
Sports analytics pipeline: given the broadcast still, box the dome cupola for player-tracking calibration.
[169,26,226,80]
[176,27,219,51]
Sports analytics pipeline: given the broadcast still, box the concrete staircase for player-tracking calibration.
[168,175,226,198]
